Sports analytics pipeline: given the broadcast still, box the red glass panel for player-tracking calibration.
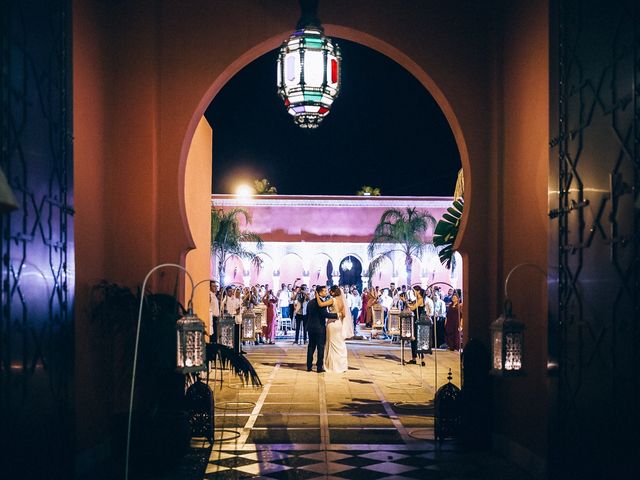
[318,107,329,114]
[331,59,338,83]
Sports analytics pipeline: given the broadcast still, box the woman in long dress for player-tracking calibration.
[316,286,353,373]
[444,293,462,351]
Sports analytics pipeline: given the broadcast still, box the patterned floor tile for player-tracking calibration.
[298,461,355,475]
[299,451,351,462]
[233,461,292,476]
[215,456,258,469]
[238,451,293,462]
[358,451,410,462]
[362,462,419,475]
[333,455,381,468]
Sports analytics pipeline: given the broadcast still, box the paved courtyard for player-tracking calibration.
[156,338,533,480]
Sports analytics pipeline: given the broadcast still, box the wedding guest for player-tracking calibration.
[445,293,462,351]
[262,289,278,344]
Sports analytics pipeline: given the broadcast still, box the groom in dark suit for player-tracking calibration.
[306,285,338,373]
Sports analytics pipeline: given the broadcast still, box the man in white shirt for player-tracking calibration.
[423,293,435,347]
[277,283,290,320]
[433,292,447,348]
[347,287,362,334]
[209,281,220,342]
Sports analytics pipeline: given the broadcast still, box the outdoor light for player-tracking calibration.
[387,307,400,335]
[277,0,341,128]
[371,303,384,329]
[242,309,256,341]
[341,256,353,271]
[415,312,433,354]
[490,263,544,376]
[235,184,254,198]
[490,300,525,375]
[400,306,414,341]
[176,310,207,374]
[219,314,236,348]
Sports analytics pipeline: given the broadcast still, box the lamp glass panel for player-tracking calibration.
[242,316,255,340]
[372,306,384,327]
[401,316,413,339]
[304,50,325,86]
[505,332,522,370]
[388,308,400,335]
[416,323,431,351]
[285,54,298,84]
[492,330,503,371]
[330,58,338,84]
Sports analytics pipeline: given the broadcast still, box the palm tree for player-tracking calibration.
[356,185,381,196]
[367,207,436,284]
[211,208,264,287]
[253,178,277,195]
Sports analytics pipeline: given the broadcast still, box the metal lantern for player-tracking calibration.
[434,369,461,443]
[176,311,207,374]
[242,309,256,341]
[415,312,433,354]
[490,301,525,375]
[387,307,400,335]
[218,313,236,348]
[400,306,414,341]
[371,303,384,329]
[253,307,263,333]
[276,1,341,128]
[256,303,268,327]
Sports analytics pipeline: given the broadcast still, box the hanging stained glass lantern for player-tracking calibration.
[276,0,341,128]
[176,311,207,374]
[387,307,400,335]
[490,300,525,376]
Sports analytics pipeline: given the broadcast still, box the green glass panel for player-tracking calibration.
[304,38,323,48]
[304,92,323,102]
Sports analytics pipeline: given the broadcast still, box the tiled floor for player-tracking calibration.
[161,337,533,480]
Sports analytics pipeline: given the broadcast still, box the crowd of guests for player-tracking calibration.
[208,279,463,360]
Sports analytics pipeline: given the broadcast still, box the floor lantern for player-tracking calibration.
[387,307,401,336]
[176,310,207,374]
[400,306,414,364]
[371,302,385,333]
[415,312,433,355]
[491,300,525,376]
[242,309,256,341]
[277,0,341,128]
[491,263,545,376]
[218,314,236,349]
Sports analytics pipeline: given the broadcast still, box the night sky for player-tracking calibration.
[205,39,461,196]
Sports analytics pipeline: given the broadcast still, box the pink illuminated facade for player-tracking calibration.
[212,194,463,291]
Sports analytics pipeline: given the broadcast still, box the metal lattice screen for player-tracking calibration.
[549,0,639,477]
[0,1,73,478]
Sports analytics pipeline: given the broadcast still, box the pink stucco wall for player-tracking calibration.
[213,195,453,243]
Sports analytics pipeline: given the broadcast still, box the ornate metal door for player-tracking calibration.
[0,1,73,478]
[550,0,639,477]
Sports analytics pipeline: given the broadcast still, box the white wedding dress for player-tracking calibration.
[324,294,353,373]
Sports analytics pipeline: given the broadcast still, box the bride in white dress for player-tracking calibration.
[316,286,354,373]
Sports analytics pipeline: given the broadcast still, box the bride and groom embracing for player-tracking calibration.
[306,285,355,373]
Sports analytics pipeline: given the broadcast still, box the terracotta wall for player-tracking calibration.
[493,0,549,474]
[73,0,549,472]
[73,0,111,460]
[184,117,213,328]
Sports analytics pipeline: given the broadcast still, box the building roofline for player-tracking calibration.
[211,194,454,208]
